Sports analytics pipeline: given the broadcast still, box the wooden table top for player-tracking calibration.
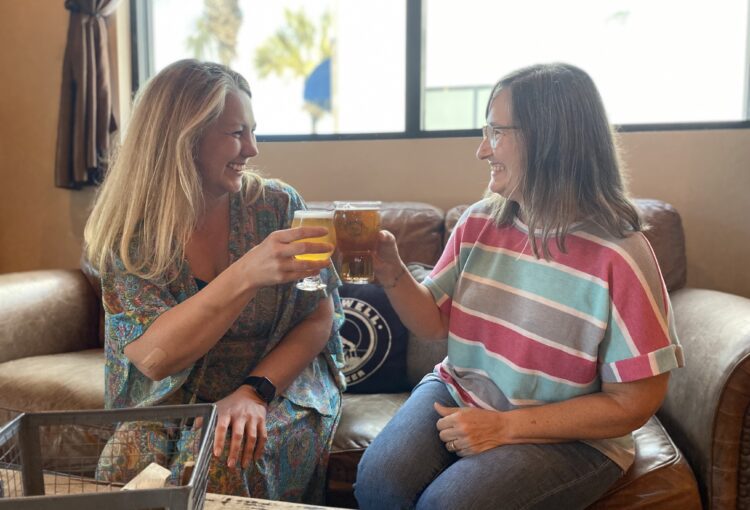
[205,493,345,509]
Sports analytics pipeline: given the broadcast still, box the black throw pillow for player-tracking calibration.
[339,283,411,393]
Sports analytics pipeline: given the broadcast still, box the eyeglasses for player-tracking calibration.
[482,125,519,150]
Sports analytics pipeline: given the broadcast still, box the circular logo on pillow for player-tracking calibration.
[340,296,392,385]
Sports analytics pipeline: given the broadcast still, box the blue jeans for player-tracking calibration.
[355,378,623,510]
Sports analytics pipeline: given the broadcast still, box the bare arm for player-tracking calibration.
[436,373,670,457]
[124,226,332,380]
[373,230,449,340]
[246,295,334,393]
[212,295,335,469]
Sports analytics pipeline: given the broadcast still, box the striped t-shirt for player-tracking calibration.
[422,199,684,470]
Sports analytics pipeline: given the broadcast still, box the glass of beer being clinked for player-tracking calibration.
[333,201,381,284]
[291,208,336,292]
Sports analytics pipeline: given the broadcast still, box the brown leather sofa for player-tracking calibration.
[1,198,749,509]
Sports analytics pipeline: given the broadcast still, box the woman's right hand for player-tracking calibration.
[373,230,406,285]
[239,227,333,288]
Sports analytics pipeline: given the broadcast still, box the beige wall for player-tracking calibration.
[1,1,749,298]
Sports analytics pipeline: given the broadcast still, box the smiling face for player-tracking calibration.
[476,88,525,205]
[195,89,258,202]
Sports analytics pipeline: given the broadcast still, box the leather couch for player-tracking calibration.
[1,199,749,509]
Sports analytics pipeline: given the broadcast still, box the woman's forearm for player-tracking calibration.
[438,374,670,458]
[503,374,670,443]
[123,225,334,380]
[124,261,258,380]
[248,296,334,393]
[381,264,448,340]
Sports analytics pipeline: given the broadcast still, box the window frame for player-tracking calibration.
[130,0,750,141]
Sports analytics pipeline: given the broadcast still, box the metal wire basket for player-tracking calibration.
[0,404,216,510]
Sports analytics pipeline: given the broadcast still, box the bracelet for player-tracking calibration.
[380,265,407,289]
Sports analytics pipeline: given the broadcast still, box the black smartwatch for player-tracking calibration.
[241,376,276,404]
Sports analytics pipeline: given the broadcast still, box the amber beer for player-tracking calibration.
[291,210,336,261]
[333,201,381,284]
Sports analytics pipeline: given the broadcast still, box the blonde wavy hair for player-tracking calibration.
[484,63,642,259]
[84,59,263,279]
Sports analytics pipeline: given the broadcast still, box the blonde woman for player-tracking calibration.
[355,63,684,509]
[85,59,344,503]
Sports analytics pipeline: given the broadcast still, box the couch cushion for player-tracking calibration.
[589,416,701,509]
[80,255,106,347]
[406,335,447,389]
[328,393,409,508]
[339,284,411,393]
[332,393,409,454]
[633,199,687,292]
[0,348,105,414]
[0,270,100,363]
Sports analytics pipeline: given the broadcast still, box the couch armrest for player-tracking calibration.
[658,287,750,510]
[0,270,100,363]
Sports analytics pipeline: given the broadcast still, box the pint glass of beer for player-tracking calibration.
[291,209,336,291]
[333,201,381,284]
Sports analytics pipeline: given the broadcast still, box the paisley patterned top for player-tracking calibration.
[101,179,346,413]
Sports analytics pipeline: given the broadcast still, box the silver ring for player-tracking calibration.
[447,440,456,452]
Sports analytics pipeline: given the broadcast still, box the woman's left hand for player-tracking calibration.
[213,386,268,469]
[434,402,507,457]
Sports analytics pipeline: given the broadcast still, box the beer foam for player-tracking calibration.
[295,210,333,219]
[334,202,381,210]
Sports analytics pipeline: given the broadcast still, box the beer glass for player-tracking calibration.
[291,209,336,291]
[333,201,381,284]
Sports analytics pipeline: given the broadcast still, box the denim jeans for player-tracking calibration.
[354,377,623,510]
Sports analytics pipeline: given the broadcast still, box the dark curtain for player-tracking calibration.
[55,0,121,189]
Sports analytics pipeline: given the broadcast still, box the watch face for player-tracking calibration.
[244,376,275,403]
[256,378,274,402]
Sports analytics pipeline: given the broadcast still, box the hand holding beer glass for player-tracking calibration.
[333,201,381,284]
[291,209,336,291]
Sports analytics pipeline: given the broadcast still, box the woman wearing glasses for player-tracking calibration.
[355,63,684,509]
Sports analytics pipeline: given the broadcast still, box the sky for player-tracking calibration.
[151,0,749,134]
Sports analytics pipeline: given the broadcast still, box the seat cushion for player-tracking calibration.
[0,348,105,417]
[328,393,408,508]
[332,393,409,454]
[0,349,107,475]
[326,396,701,510]
[590,416,701,509]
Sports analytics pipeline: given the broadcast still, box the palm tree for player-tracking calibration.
[254,8,333,133]
[186,0,243,66]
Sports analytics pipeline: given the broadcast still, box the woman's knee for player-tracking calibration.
[354,462,410,509]
[355,440,431,509]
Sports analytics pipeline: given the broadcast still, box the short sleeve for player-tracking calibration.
[101,256,193,409]
[422,206,473,315]
[101,257,178,354]
[598,233,684,383]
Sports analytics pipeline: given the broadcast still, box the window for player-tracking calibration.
[142,0,405,136]
[132,0,750,138]
[423,0,750,129]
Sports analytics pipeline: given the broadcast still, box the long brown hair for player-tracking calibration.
[485,63,642,259]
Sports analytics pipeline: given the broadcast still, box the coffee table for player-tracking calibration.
[205,493,346,509]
